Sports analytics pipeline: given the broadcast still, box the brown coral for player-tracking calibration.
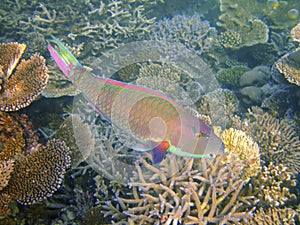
[0,42,49,111]
[221,128,261,182]
[274,47,300,86]
[291,22,300,43]
[250,162,297,207]
[100,153,254,224]
[3,138,70,205]
[243,108,300,174]
[0,159,15,191]
[250,207,298,225]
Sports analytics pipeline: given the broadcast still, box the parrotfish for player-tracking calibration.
[48,36,224,164]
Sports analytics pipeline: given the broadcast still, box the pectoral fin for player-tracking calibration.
[152,141,170,164]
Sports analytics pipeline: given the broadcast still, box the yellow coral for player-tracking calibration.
[221,128,261,181]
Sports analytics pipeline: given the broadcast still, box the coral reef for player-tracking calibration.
[238,108,300,174]
[217,30,242,50]
[197,88,240,128]
[221,128,261,182]
[151,13,217,54]
[4,139,71,205]
[217,0,269,49]
[250,207,298,225]
[216,65,250,89]
[246,162,297,208]
[0,42,48,111]
[42,63,81,98]
[100,153,255,224]
[274,47,300,86]
[137,62,202,106]
[55,114,94,168]
[291,22,300,43]
[0,110,70,217]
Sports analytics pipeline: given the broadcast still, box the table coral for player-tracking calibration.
[274,47,300,86]
[0,42,48,111]
[3,139,70,205]
[217,0,269,49]
[0,111,71,217]
[221,128,261,182]
[100,153,255,224]
[291,22,300,43]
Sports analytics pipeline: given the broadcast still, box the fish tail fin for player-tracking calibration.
[47,35,82,77]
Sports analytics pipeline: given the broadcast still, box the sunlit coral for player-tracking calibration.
[250,207,298,224]
[221,128,261,182]
[217,30,242,49]
[0,42,48,111]
[249,162,297,208]
[100,153,254,224]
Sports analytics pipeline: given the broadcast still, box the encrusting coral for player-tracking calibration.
[272,22,300,86]
[221,128,261,182]
[0,42,48,111]
[100,153,255,224]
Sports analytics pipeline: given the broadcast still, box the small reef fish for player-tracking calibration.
[48,36,224,164]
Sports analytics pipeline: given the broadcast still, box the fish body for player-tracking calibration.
[48,36,224,164]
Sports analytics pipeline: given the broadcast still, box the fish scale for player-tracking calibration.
[48,36,225,164]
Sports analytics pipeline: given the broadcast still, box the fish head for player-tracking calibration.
[169,111,225,158]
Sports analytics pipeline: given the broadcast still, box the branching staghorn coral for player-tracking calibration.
[151,13,217,55]
[0,42,48,111]
[100,153,255,224]
[274,47,300,86]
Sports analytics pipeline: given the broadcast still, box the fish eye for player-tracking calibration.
[192,127,209,138]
